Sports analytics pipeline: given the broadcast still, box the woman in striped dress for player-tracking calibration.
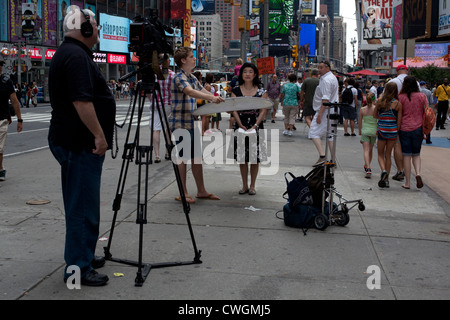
[374,82,403,188]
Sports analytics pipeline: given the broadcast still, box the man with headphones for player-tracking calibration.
[48,6,115,287]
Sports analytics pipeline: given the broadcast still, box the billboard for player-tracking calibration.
[99,13,130,54]
[402,0,431,39]
[393,42,450,68]
[0,0,8,41]
[360,0,392,50]
[439,0,450,36]
[301,0,316,16]
[269,0,296,53]
[300,23,316,57]
[191,0,215,15]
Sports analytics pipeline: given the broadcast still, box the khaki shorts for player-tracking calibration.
[283,105,298,125]
[0,119,9,154]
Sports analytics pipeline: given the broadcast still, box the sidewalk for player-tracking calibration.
[1,114,449,300]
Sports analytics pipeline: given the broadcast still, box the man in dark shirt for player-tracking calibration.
[0,55,22,181]
[48,6,115,286]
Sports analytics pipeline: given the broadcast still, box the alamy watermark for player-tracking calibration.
[366,265,381,290]
[170,126,280,175]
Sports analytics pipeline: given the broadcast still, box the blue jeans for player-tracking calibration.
[49,143,105,278]
[399,127,423,156]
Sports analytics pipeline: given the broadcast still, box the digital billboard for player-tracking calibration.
[393,42,450,68]
[99,13,130,53]
[300,23,316,57]
[191,0,215,15]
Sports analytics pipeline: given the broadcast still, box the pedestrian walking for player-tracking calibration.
[433,78,449,130]
[308,60,339,165]
[341,78,358,136]
[398,76,428,189]
[148,54,175,162]
[48,6,115,286]
[419,81,434,144]
[358,92,377,178]
[280,73,300,136]
[0,55,23,181]
[374,82,403,188]
[299,69,320,128]
[266,74,281,123]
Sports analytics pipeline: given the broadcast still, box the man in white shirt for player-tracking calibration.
[308,61,339,165]
[369,80,378,99]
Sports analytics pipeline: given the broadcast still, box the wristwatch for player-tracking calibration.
[17,119,23,123]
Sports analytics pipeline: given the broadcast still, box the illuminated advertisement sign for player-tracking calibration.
[300,23,316,57]
[99,13,130,53]
[393,42,450,68]
[107,53,127,64]
[191,0,215,15]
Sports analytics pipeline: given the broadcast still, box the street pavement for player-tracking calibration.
[0,109,449,301]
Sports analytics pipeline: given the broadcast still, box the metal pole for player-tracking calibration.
[262,0,269,85]
[240,0,249,63]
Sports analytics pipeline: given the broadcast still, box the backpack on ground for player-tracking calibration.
[282,203,319,235]
[341,87,354,105]
[422,106,436,138]
[283,172,314,208]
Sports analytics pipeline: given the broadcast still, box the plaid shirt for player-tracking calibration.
[150,69,175,107]
[170,69,203,130]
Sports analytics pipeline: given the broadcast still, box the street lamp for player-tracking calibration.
[351,37,357,66]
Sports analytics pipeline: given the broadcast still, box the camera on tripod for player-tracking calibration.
[129,10,173,81]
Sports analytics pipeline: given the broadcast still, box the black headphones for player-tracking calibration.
[80,9,94,38]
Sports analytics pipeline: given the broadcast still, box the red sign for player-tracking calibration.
[256,57,275,75]
[45,49,56,60]
[107,53,127,64]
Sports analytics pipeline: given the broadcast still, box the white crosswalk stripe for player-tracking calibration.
[20,112,152,126]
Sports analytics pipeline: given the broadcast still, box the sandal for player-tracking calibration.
[416,175,423,189]
[165,153,170,160]
[248,189,256,195]
[239,189,249,194]
[196,193,220,200]
[155,156,161,163]
[175,195,195,204]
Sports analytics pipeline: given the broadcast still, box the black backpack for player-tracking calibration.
[341,87,354,105]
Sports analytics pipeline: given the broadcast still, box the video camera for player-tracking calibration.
[128,10,173,81]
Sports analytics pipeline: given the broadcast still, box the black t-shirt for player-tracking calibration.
[48,37,116,152]
[0,75,15,121]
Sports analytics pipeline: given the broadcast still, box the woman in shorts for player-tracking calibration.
[398,76,428,189]
[374,82,403,188]
[358,92,377,178]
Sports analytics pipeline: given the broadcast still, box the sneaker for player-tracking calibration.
[392,171,405,181]
[384,180,390,188]
[282,130,288,136]
[288,130,293,136]
[0,169,5,181]
[378,170,387,187]
[365,167,372,179]
[314,156,326,166]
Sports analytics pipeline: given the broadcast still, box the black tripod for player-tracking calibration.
[104,71,202,287]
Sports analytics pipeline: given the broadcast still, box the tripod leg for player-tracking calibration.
[155,87,202,263]
[104,86,141,259]
[135,145,151,286]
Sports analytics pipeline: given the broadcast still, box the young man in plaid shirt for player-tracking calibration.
[171,47,224,203]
